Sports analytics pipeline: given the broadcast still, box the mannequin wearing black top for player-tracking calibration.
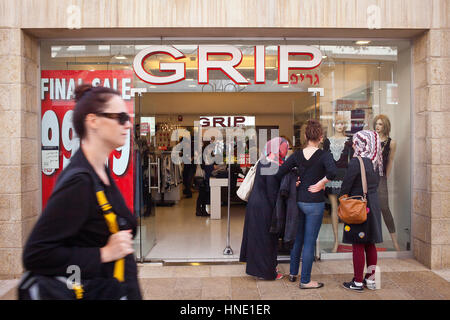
[322,119,352,253]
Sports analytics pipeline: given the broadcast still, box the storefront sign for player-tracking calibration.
[199,116,255,127]
[40,70,135,211]
[133,45,322,85]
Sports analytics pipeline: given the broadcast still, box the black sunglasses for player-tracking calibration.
[96,112,130,125]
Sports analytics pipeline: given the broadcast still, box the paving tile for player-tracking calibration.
[402,285,447,300]
[259,293,290,300]
[375,288,414,300]
[376,277,400,290]
[256,279,287,295]
[433,269,450,282]
[383,272,423,289]
[230,276,257,290]
[231,288,261,300]
[319,288,352,300]
[210,264,246,277]
[0,287,16,300]
[201,296,231,300]
[290,288,323,300]
[173,266,211,278]
[175,277,203,290]
[138,266,176,278]
[201,277,231,289]
[202,285,231,299]
[0,280,18,300]
[317,260,354,274]
[173,289,202,300]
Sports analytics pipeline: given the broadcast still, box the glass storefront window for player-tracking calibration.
[40,38,411,258]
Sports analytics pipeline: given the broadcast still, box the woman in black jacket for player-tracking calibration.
[23,84,141,299]
[340,130,384,292]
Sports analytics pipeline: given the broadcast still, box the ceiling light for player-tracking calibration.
[355,40,371,45]
[114,55,127,60]
[67,45,86,51]
[322,55,327,59]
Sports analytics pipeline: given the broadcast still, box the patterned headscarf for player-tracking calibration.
[352,130,383,176]
[264,137,289,165]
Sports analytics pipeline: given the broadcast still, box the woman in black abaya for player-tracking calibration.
[239,137,289,280]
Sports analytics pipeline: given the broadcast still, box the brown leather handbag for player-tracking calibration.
[338,156,368,225]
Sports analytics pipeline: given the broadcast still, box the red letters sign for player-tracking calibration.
[133,45,322,85]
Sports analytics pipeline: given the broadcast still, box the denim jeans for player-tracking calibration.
[290,202,325,284]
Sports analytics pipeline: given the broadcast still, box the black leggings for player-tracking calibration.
[378,176,396,233]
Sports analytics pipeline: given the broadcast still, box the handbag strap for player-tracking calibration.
[356,156,368,199]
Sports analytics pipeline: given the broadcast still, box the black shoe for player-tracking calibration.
[289,275,297,282]
[196,211,203,216]
[343,280,364,292]
[201,211,210,217]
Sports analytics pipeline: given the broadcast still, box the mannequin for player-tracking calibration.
[323,117,353,253]
[374,114,401,251]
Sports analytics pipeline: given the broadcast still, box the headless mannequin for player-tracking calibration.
[375,119,401,251]
[326,121,348,253]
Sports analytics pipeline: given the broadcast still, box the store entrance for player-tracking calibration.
[133,92,317,263]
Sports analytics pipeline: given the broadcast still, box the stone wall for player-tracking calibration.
[0,0,446,29]
[413,27,450,269]
[0,29,39,277]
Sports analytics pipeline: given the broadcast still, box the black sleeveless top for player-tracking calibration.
[381,137,391,175]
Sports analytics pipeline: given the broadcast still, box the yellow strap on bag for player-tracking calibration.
[96,190,125,283]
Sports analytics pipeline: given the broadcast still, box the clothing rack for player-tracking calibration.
[149,151,182,206]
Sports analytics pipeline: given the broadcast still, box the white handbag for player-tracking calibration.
[236,160,260,201]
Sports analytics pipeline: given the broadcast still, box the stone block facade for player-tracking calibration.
[0,28,39,277]
[413,26,450,269]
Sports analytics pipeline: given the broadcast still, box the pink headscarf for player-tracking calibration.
[264,137,289,165]
[352,130,383,176]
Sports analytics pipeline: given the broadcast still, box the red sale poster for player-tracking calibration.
[41,70,135,212]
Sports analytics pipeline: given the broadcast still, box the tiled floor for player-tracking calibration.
[142,192,402,262]
[1,258,449,300]
[135,259,450,300]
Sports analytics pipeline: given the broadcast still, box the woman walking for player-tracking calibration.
[22,84,142,299]
[340,130,384,292]
[277,120,337,289]
[239,137,289,280]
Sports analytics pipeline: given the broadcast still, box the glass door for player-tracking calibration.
[134,93,157,262]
